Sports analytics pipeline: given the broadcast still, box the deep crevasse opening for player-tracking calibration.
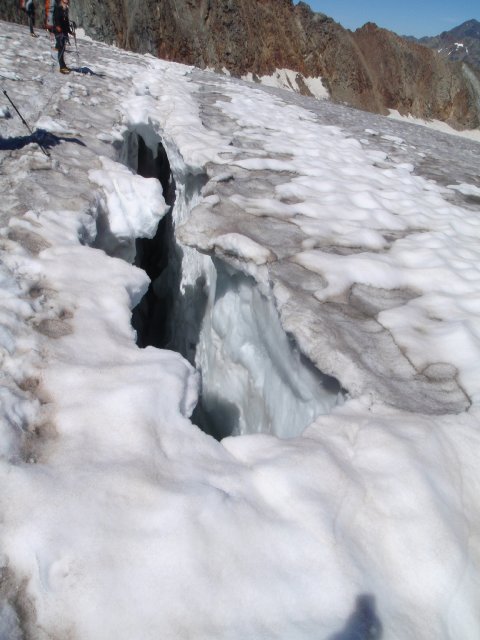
[120,128,345,440]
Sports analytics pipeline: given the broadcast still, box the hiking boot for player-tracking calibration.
[59,67,71,74]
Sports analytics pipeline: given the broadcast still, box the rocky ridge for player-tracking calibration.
[407,19,480,71]
[1,0,479,129]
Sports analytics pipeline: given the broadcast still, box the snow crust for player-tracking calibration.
[89,155,169,261]
[0,20,480,640]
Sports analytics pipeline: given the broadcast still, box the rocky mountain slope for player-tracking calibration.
[1,0,479,129]
[407,19,480,71]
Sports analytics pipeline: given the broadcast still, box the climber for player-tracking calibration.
[21,0,39,37]
[53,0,74,74]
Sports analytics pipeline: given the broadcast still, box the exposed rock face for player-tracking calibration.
[1,0,479,129]
[349,22,480,127]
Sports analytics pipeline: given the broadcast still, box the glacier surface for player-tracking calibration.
[0,19,480,640]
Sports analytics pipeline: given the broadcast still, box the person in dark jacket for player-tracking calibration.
[53,0,73,74]
[24,0,38,37]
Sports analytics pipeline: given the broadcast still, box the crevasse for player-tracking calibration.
[121,128,345,439]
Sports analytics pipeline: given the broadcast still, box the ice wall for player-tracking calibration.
[193,259,343,439]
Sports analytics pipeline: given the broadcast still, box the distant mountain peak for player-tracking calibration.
[410,18,480,71]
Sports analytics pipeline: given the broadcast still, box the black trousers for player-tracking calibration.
[55,33,68,68]
[26,8,35,34]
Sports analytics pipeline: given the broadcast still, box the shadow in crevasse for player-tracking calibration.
[191,393,241,440]
[329,595,383,640]
[0,128,86,152]
[70,66,106,78]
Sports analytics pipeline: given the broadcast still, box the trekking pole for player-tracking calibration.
[71,21,80,67]
[47,29,57,69]
[1,85,50,157]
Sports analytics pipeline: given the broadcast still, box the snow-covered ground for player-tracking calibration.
[241,68,330,100]
[1,19,480,640]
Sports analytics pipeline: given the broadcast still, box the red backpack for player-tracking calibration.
[45,0,58,31]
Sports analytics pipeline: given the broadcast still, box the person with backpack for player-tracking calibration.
[53,0,74,74]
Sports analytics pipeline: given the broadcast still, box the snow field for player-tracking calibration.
[242,68,330,101]
[0,20,480,640]
[196,83,480,404]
